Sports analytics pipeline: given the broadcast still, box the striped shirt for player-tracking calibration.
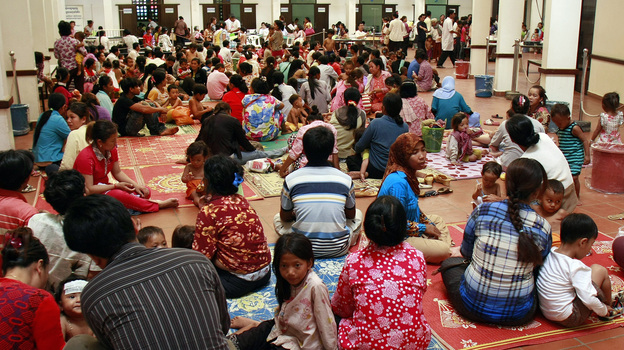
[459,201,552,323]
[557,121,584,175]
[281,166,356,258]
[82,243,230,349]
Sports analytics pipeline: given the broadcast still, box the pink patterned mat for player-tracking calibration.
[426,146,495,180]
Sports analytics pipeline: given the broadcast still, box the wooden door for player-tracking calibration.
[202,4,219,29]
[382,5,397,20]
[356,5,362,31]
[220,4,232,22]
[160,4,178,32]
[118,5,137,35]
[240,4,256,30]
[314,4,329,33]
[280,5,292,26]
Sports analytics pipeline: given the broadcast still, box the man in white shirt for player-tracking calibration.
[353,22,367,39]
[219,41,233,70]
[388,12,406,54]
[128,43,140,61]
[437,10,456,68]
[424,11,432,32]
[148,18,158,30]
[225,14,241,33]
[84,20,94,37]
[106,46,120,63]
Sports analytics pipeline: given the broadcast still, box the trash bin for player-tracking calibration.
[10,104,30,136]
[422,126,444,153]
[455,60,470,79]
[591,143,624,193]
[475,75,494,98]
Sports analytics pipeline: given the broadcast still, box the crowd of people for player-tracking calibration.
[1,9,624,350]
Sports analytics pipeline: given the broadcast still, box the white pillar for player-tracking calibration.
[493,0,523,93]
[470,0,492,76]
[30,0,49,54]
[414,0,425,17]
[101,0,116,31]
[0,21,15,151]
[529,0,543,33]
[1,0,40,122]
[190,0,202,31]
[540,0,581,105]
[346,0,357,33]
[271,0,281,23]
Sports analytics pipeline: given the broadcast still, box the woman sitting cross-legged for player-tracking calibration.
[73,120,179,213]
[440,157,552,326]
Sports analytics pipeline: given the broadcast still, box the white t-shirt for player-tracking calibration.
[388,18,406,42]
[442,18,454,51]
[537,248,608,321]
[521,133,574,188]
[225,18,241,33]
[123,35,139,51]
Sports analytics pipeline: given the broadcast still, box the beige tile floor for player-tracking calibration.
[14,53,624,349]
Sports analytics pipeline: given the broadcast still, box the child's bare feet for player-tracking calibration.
[156,198,179,209]
[348,171,362,180]
[230,316,260,330]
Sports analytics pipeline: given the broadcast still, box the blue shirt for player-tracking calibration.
[96,91,114,115]
[431,93,472,129]
[354,115,409,171]
[33,110,70,163]
[407,60,420,81]
[459,200,552,323]
[378,171,427,233]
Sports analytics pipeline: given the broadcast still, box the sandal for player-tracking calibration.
[492,114,503,119]
[434,174,452,187]
[437,187,453,195]
[419,190,438,197]
[608,213,624,220]
[599,307,623,321]
[21,184,36,193]
[484,119,500,126]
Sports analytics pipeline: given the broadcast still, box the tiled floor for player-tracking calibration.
[14,53,624,349]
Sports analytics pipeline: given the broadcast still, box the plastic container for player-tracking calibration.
[475,75,493,98]
[422,126,444,153]
[455,60,470,79]
[10,104,30,136]
[590,143,624,193]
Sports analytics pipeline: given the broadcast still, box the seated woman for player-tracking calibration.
[221,74,248,123]
[242,78,284,142]
[1,227,65,349]
[329,87,367,159]
[431,76,472,129]
[332,196,431,349]
[193,155,272,298]
[197,102,287,165]
[32,93,70,175]
[399,80,435,137]
[73,120,179,213]
[60,102,91,171]
[299,66,332,114]
[506,115,577,213]
[440,158,552,326]
[378,133,452,263]
[364,58,391,113]
[348,93,409,179]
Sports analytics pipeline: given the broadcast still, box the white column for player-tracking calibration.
[493,0,523,93]
[1,0,40,122]
[529,0,543,33]
[346,0,357,33]
[190,0,201,31]
[414,0,425,17]
[271,0,281,23]
[0,21,15,151]
[541,0,581,105]
[470,0,492,76]
[30,0,49,53]
[101,0,116,31]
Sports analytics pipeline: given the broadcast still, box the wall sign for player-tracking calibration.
[123,8,133,14]
[65,5,84,28]
[244,8,253,13]
[207,8,216,13]
[318,7,326,12]
[165,8,174,14]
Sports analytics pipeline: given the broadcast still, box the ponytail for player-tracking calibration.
[2,227,49,275]
[271,72,285,101]
[80,93,101,121]
[343,87,361,130]
[33,93,67,147]
[382,93,404,126]
[308,66,320,100]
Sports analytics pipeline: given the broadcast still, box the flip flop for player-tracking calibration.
[608,213,624,220]
[599,307,624,321]
[419,190,438,198]
[484,119,500,126]
[21,184,36,193]
[492,114,503,119]
[437,187,453,195]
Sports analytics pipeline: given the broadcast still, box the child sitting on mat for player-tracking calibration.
[181,141,209,207]
[137,226,167,248]
[284,94,307,133]
[531,179,568,245]
[446,112,486,165]
[537,214,620,327]
[471,161,502,208]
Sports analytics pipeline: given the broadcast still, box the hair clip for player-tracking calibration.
[519,95,525,105]
[4,232,22,250]
[260,76,267,82]
[232,173,244,187]
[348,100,357,106]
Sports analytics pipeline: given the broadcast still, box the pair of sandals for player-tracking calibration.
[420,187,453,197]
[608,212,624,220]
[599,291,624,321]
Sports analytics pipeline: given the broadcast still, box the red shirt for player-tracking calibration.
[74,145,119,185]
[143,33,153,47]
[0,189,38,232]
[0,278,65,349]
[193,194,271,274]
[53,85,73,103]
[222,88,246,122]
[331,62,342,76]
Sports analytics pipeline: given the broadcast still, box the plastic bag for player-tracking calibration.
[170,106,193,125]
[245,158,275,173]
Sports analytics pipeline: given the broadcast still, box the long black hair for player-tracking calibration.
[271,71,285,101]
[2,227,49,275]
[229,74,248,94]
[382,93,404,126]
[273,233,314,305]
[33,93,67,148]
[92,75,112,95]
[342,87,362,130]
[80,93,101,121]
[506,115,541,148]
[307,66,321,100]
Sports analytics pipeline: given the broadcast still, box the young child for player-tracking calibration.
[446,112,485,165]
[112,60,123,84]
[537,213,618,327]
[137,226,167,248]
[165,84,183,108]
[527,85,550,128]
[472,161,502,208]
[177,58,191,80]
[189,84,213,121]
[181,141,209,207]
[332,196,431,349]
[228,233,337,350]
[171,224,195,249]
[56,276,93,341]
[143,27,153,48]
[551,104,590,200]
[74,32,86,77]
[425,35,434,61]
[591,92,623,144]
[53,67,79,102]
[285,94,307,132]
[532,179,568,240]
[323,29,336,56]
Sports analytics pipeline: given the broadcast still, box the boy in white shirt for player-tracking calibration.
[537,214,619,327]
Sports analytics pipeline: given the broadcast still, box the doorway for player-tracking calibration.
[356,4,396,32]
[575,0,596,93]
[314,4,329,32]
[118,5,138,35]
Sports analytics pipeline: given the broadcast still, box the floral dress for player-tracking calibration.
[597,111,623,144]
[400,96,435,136]
[331,241,431,350]
[242,94,284,141]
[529,106,550,129]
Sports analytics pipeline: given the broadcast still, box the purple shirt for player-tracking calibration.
[416,60,433,92]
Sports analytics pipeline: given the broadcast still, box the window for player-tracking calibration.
[133,0,161,21]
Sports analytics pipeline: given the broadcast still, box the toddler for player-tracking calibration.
[189,84,212,121]
[471,161,502,208]
[165,84,183,108]
[228,233,337,349]
[591,92,623,144]
[527,85,550,128]
[537,214,618,327]
[172,224,195,249]
[74,32,86,77]
[285,94,307,132]
[551,104,590,200]
[446,112,486,165]
[425,36,434,61]
[531,179,568,240]
[143,27,153,48]
[137,226,167,248]
[177,58,191,80]
[56,276,93,340]
[181,141,209,207]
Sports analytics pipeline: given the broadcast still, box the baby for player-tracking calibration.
[172,224,195,249]
[137,226,167,248]
[285,94,308,133]
[532,179,568,245]
[471,161,503,208]
[177,58,191,80]
[56,276,93,340]
[181,141,209,207]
